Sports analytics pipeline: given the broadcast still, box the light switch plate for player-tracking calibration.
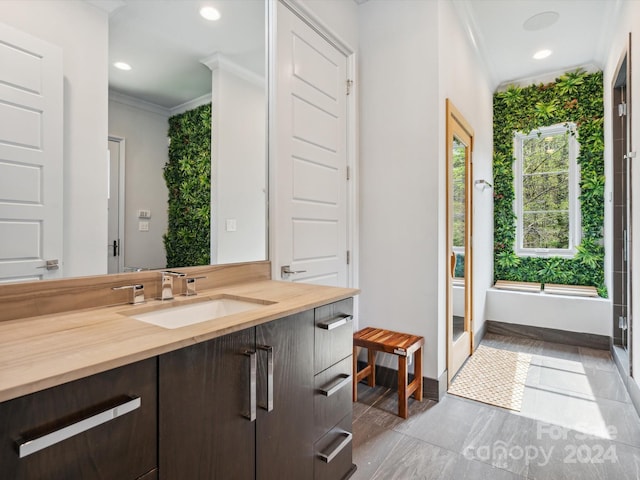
[225,219,237,232]
[139,221,150,232]
[138,209,151,219]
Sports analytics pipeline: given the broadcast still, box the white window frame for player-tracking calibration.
[513,123,581,257]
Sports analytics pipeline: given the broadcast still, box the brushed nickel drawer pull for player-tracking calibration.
[318,431,352,463]
[243,350,257,422]
[258,345,274,412]
[320,374,352,397]
[17,396,140,458]
[318,314,352,330]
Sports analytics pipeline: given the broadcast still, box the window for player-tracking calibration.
[513,124,580,256]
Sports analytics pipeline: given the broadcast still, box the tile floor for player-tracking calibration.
[351,333,640,479]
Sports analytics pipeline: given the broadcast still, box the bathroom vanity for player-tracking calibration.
[0,262,357,480]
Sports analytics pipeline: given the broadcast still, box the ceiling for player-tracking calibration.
[100,0,622,107]
[100,0,265,109]
[452,0,624,90]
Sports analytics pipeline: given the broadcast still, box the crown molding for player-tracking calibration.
[201,53,265,88]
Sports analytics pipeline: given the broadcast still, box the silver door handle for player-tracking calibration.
[318,431,352,463]
[243,350,257,422]
[36,259,59,270]
[258,345,274,412]
[319,374,352,397]
[318,314,352,330]
[281,265,307,278]
[17,396,140,458]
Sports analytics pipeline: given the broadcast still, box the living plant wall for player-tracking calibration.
[493,70,606,296]
[163,103,212,267]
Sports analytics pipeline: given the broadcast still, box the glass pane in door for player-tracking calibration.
[452,137,466,342]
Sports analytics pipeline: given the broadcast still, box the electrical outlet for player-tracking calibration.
[225,219,237,232]
[139,221,150,232]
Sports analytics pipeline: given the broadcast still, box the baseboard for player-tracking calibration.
[487,320,610,350]
[474,320,488,350]
[356,360,445,402]
[611,344,640,417]
[629,377,640,418]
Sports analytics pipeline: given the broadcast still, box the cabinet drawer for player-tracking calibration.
[314,356,352,441]
[314,413,355,480]
[0,358,157,480]
[315,298,353,374]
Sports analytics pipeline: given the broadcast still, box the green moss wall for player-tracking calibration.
[163,103,211,268]
[493,70,606,296]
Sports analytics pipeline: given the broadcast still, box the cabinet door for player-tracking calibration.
[256,311,314,480]
[0,358,157,480]
[315,298,354,374]
[159,329,256,480]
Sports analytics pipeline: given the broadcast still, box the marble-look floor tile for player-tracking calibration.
[579,346,618,372]
[519,386,640,447]
[481,333,544,355]
[526,363,630,403]
[391,395,502,453]
[460,409,538,477]
[368,434,526,480]
[526,431,640,480]
[351,414,405,480]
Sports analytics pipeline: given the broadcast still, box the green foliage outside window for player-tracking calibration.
[520,127,572,249]
[493,70,606,296]
[163,103,212,268]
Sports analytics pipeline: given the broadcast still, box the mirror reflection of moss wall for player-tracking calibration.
[493,70,606,296]
[164,104,212,267]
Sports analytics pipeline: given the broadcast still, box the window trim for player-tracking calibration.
[513,123,581,257]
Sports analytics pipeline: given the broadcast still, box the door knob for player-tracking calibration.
[281,265,307,278]
[37,259,59,270]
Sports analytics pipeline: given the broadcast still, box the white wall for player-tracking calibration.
[486,289,611,336]
[604,0,640,387]
[211,67,267,264]
[294,0,359,49]
[358,0,441,379]
[358,0,493,381]
[108,99,169,270]
[437,0,494,370]
[0,1,109,277]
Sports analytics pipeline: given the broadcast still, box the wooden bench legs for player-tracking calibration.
[353,344,423,419]
[398,345,423,419]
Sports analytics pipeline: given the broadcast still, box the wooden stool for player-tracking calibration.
[353,327,424,419]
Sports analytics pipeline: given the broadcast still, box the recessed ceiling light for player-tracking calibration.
[533,49,552,60]
[523,11,560,31]
[113,62,132,71]
[200,6,221,21]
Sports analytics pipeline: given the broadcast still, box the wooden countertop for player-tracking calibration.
[0,280,358,403]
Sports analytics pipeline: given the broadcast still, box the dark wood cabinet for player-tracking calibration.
[159,328,256,479]
[0,358,157,480]
[159,310,315,480]
[313,298,356,480]
[0,297,355,480]
[256,309,315,480]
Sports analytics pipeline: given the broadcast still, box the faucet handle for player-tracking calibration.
[183,276,207,296]
[112,284,145,305]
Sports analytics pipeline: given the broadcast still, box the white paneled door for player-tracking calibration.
[0,23,63,282]
[273,2,350,287]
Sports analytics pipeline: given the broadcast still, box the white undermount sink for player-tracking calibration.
[127,296,273,329]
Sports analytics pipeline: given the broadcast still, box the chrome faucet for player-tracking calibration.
[159,271,186,300]
[112,284,145,305]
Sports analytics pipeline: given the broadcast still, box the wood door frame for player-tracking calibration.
[268,0,358,290]
[446,99,474,385]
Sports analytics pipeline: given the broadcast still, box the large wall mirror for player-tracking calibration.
[0,0,267,284]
